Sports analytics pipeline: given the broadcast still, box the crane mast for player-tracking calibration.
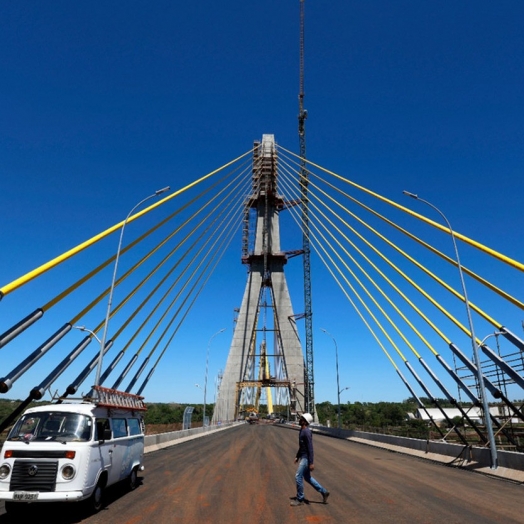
[298,0,315,417]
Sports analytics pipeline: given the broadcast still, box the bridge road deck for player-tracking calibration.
[2,423,524,523]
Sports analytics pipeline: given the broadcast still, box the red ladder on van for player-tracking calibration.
[92,386,147,411]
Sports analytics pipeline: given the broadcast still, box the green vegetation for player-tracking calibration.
[145,402,207,424]
[144,396,463,428]
[0,399,23,421]
[316,397,459,425]
[315,398,423,437]
[0,396,464,428]
[0,396,492,435]
[2,396,522,448]
[316,398,420,427]
[0,398,50,421]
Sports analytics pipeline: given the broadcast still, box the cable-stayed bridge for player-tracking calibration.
[1,134,524,455]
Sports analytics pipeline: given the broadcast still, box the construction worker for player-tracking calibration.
[290,413,330,506]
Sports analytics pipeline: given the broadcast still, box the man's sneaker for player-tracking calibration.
[290,499,304,506]
[322,491,330,504]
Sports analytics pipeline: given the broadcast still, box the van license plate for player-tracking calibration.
[14,492,39,501]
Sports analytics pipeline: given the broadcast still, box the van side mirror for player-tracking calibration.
[102,428,112,441]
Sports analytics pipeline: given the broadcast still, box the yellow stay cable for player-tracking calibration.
[116,184,245,356]
[282,171,454,406]
[304,209,407,362]
[278,145,524,273]
[112,172,250,342]
[0,149,252,297]
[43,166,248,314]
[278,171,409,364]
[278,149,524,311]
[124,207,243,384]
[281,171,452,407]
[296,170,502,333]
[311,233,400,369]
[304,193,440,356]
[279,161,473,342]
[73,165,251,330]
[139,217,240,389]
[280,164,460,403]
[280,164,453,348]
[282,162,509,350]
[309,209,422,359]
[308,171,524,311]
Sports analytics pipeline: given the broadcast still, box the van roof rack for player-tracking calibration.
[90,386,147,411]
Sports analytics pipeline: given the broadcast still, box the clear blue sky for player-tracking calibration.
[1,1,523,406]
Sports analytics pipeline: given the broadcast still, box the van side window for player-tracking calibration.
[112,418,128,438]
[128,418,141,436]
[95,418,111,440]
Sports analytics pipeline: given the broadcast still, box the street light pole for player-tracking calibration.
[96,187,170,392]
[73,325,101,344]
[73,325,107,387]
[403,190,498,469]
[195,383,206,426]
[320,328,342,429]
[204,328,225,427]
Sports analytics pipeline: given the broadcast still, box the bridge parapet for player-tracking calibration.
[277,423,524,483]
[144,421,244,453]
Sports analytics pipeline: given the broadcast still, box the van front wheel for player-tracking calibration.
[90,480,104,512]
[128,466,138,491]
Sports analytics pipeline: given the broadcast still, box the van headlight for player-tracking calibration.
[60,464,76,480]
[0,464,11,479]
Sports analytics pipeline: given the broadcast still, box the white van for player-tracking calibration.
[0,388,146,515]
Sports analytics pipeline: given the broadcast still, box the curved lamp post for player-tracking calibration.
[73,325,105,390]
[73,325,101,345]
[204,328,225,427]
[95,187,170,392]
[73,326,100,344]
[403,190,498,469]
[320,328,343,429]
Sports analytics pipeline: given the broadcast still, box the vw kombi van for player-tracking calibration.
[0,387,146,515]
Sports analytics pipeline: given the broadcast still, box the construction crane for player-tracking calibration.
[298,0,315,418]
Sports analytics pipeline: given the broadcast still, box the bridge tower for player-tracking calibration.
[212,135,307,423]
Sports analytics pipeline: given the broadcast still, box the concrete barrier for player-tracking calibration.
[145,421,244,453]
[280,424,524,483]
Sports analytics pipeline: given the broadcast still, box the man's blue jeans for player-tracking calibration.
[295,457,327,501]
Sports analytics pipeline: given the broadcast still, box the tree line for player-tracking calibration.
[0,396,495,435]
[145,397,462,429]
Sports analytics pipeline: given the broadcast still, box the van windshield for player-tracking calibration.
[8,411,93,443]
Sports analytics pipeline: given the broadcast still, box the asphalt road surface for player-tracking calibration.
[1,423,524,523]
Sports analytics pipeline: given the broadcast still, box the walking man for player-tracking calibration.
[290,413,330,506]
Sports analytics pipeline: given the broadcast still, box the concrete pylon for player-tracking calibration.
[212,135,307,423]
